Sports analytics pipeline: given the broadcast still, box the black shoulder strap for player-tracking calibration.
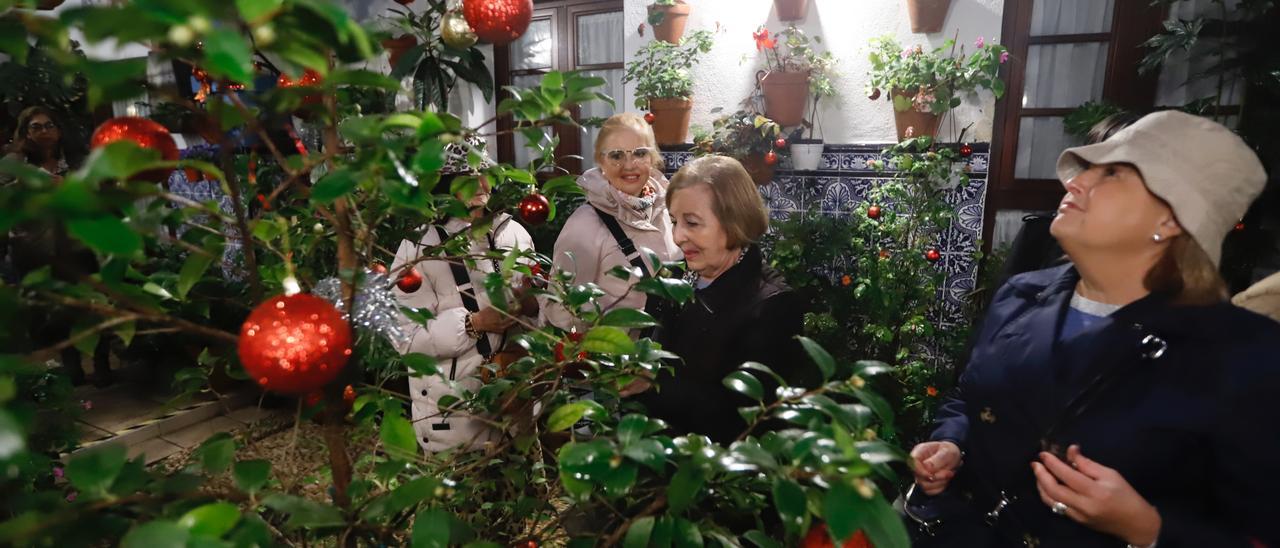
[434,226,493,359]
[592,207,651,277]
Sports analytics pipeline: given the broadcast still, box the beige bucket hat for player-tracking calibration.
[1056,110,1266,266]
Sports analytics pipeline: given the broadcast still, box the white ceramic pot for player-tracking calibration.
[790,141,824,171]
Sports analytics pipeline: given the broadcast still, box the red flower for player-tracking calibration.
[927,386,939,397]
[753,27,776,51]
[841,275,852,287]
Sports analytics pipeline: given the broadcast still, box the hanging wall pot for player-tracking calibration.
[757,70,810,127]
[906,0,954,33]
[649,1,691,44]
[891,87,942,141]
[774,0,809,22]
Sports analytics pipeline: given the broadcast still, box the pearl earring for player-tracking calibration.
[1152,233,1163,243]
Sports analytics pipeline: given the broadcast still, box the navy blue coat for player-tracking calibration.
[926,264,1280,547]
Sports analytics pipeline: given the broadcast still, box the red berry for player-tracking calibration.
[554,341,566,362]
[568,330,584,343]
[343,384,356,404]
[774,137,787,149]
[1235,222,1245,232]
[959,144,973,158]
[576,351,588,360]
[867,205,881,219]
[518,193,550,226]
[396,267,424,293]
[925,249,942,262]
[764,150,778,165]
[644,112,656,125]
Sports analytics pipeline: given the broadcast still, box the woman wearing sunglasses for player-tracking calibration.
[542,113,680,333]
[907,111,1280,547]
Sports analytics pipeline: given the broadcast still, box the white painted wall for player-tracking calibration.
[622,0,1005,144]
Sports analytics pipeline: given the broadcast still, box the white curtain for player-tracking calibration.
[576,11,624,170]
[512,19,552,71]
[1029,0,1114,35]
[1015,117,1080,179]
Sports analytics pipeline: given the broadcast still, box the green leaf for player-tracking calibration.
[797,336,835,381]
[826,481,911,548]
[381,413,419,458]
[622,438,667,472]
[236,0,282,23]
[623,516,655,548]
[666,464,706,514]
[142,282,174,301]
[853,387,894,427]
[175,252,214,300]
[772,478,806,533]
[195,433,236,474]
[582,326,637,355]
[404,353,439,377]
[651,516,675,548]
[66,444,128,495]
[67,217,141,256]
[362,477,438,522]
[723,371,763,401]
[203,29,254,85]
[743,530,782,548]
[328,68,401,91]
[232,459,271,493]
[310,168,359,204]
[672,518,704,548]
[261,494,346,529]
[600,308,658,329]
[179,502,241,538]
[617,414,654,447]
[547,402,589,432]
[121,520,190,548]
[414,139,447,174]
[601,461,639,498]
[739,361,786,387]
[0,410,26,460]
[411,508,451,548]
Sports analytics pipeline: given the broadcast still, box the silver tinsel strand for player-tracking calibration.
[314,270,408,347]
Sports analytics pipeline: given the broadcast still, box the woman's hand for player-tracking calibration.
[910,440,963,495]
[471,307,515,333]
[1031,445,1161,546]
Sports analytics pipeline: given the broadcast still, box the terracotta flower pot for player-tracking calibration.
[757,70,810,128]
[382,34,418,70]
[906,0,954,33]
[648,97,693,145]
[891,88,942,141]
[739,154,778,186]
[649,2,691,44]
[774,0,809,21]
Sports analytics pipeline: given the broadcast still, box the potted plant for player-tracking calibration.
[693,109,786,185]
[753,25,834,128]
[775,0,809,21]
[866,35,1008,141]
[906,0,954,33]
[623,30,713,145]
[385,1,495,112]
[647,0,691,44]
[788,47,838,171]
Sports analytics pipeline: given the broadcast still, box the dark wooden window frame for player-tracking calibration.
[984,0,1167,249]
[494,0,623,175]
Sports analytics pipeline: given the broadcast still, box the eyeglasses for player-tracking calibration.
[28,122,58,133]
[603,147,656,165]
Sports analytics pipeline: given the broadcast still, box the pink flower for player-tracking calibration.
[975,36,985,48]
[905,126,915,138]
[66,491,77,502]
[1000,51,1010,64]
[52,466,64,479]
[80,400,92,411]
[901,48,911,59]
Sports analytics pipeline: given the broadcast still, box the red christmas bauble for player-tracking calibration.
[775,138,787,149]
[958,144,973,158]
[867,205,881,219]
[925,248,942,262]
[277,69,324,107]
[371,263,389,275]
[1235,222,1246,232]
[90,117,179,183]
[463,0,534,46]
[764,150,778,166]
[343,384,357,404]
[238,294,353,395]
[396,267,424,293]
[644,112,656,125]
[518,193,550,226]
[801,523,872,548]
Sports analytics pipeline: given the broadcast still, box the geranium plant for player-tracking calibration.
[623,29,713,108]
[866,35,1009,115]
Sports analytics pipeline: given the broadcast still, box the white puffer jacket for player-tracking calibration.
[392,214,534,453]
[540,168,682,332]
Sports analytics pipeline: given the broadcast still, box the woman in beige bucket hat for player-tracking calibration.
[905,111,1280,547]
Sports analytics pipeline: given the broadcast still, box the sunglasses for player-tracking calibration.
[603,147,656,164]
[28,122,58,133]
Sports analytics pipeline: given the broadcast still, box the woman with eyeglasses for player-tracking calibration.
[3,106,108,385]
[906,111,1280,547]
[542,113,681,333]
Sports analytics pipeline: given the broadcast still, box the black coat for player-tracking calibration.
[640,245,807,444]
[925,264,1280,547]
